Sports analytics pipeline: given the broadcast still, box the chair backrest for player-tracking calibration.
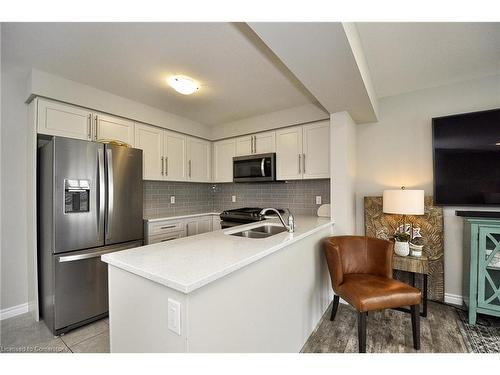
[324,235,393,290]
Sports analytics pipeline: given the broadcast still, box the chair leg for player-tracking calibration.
[357,311,367,353]
[330,295,340,321]
[411,304,420,350]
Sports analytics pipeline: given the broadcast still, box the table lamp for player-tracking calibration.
[383,186,425,236]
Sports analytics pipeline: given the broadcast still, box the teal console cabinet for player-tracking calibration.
[461,215,500,325]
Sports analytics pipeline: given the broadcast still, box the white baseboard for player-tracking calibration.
[0,303,29,320]
[444,293,463,306]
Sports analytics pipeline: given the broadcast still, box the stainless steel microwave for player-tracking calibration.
[233,153,276,182]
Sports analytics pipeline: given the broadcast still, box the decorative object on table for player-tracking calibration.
[364,196,444,302]
[394,232,411,256]
[410,236,425,257]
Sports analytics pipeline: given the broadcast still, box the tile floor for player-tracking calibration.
[1,313,109,353]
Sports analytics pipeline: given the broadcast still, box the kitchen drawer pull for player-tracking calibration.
[161,237,177,242]
[160,225,176,229]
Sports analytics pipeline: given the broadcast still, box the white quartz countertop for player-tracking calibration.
[144,212,220,223]
[102,215,334,294]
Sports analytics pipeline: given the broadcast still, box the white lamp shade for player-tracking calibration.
[383,189,425,215]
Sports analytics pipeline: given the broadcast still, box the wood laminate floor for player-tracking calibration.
[301,301,468,353]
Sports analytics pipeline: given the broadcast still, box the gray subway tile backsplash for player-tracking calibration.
[143,179,330,218]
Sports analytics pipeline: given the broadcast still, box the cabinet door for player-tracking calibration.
[37,98,92,140]
[95,113,134,145]
[213,139,236,182]
[185,220,198,237]
[134,123,163,180]
[477,226,500,312]
[276,126,303,180]
[187,137,211,182]
[255,131,276,154]
[235,136,253,156]
[164,131,187,181]
[197,217,212,234]
[212,216,222,231]
[302,121,330,179]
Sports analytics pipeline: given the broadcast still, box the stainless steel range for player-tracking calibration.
[38,136,143,335]
[219,207,284,229]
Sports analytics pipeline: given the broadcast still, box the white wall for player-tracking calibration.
[1,60,30,312]
[355,74,500,300]
[29,69,212,139]
[210,103,328,139]
[330,111,357,234]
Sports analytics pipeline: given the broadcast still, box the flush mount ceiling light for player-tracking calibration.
[167,75,200,95]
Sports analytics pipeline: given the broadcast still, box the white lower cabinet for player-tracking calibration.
[145,215,218,244]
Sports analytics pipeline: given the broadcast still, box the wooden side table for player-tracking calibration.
[392,253,429,317]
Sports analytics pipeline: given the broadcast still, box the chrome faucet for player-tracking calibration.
[260,208,295,233]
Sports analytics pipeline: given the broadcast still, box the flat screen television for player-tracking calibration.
[432,108,500,206]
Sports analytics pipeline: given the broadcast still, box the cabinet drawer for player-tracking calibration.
[147,231,185,245]
[147,220,185,236]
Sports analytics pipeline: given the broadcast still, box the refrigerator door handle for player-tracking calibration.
[106,148,114,241]
[97,147,105,239]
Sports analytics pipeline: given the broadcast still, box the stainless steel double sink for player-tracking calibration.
[228,224,288,239]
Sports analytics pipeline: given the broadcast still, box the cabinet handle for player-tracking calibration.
[298,154,301,174]
[165,156,168,176]
[94,115,98,141]
[189,160,192,178]
[161,156,164,175]
[160,236,177,242]
[303,153,306,173]
[253,136,256,154]
[160,225,176,229]
[87,114,91,139]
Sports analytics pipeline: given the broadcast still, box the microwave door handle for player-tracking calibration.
[106,148,114,241]
[261,157,266,177]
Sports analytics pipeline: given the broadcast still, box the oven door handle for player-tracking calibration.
[261,157,266,177]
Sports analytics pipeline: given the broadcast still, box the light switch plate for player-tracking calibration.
[231,195,236,203]
[170,196,175,204]
[168,298,181,336]
[316,196,322,205]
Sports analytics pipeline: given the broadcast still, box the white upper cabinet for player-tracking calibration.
[37,98,92,140]
[164,131,187,181]
[276,127,303,180]
[235,136,253,156]
[134,123,163,181]
[186,137,211,182]
[276,122,330,180]
[235,131,276,156]
[95,113,135,145]
[254,131,276,154]
[213,138,236,183]
[302,121,330,179]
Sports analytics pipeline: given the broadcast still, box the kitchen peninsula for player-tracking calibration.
[101,215,334,352]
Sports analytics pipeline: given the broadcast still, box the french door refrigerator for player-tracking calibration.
[38,137,143,335]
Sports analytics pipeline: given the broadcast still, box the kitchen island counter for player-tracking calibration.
[102,215,333,293]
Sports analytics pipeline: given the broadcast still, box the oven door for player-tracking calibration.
[233,153,276,182]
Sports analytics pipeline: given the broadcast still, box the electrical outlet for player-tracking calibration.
[168,298,181,335]
[231,195,236,203]
[170,196,175,204]
[316,196,322,205]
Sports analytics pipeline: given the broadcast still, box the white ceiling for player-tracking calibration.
[2,22,318,126]
[356,22,500,98]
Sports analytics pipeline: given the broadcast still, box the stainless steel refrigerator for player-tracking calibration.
[38,137,143,335]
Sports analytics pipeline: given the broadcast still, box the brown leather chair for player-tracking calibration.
[324,236,422,353]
